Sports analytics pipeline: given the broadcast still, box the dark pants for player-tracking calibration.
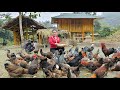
[50,47,64,54]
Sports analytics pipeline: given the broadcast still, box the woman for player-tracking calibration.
[48,29,64,54]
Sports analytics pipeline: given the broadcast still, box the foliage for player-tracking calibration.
[94,20,101,32]
[97,27,112,37]
[0,13,13,44]
[21,12,41,19]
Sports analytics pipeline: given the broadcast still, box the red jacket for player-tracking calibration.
[48,36,60,48]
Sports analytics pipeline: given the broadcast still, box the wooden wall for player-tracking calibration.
[13,31,21,45]
[54,18,94,41]
[56,18,94,33]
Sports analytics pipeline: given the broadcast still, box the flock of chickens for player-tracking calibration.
[4,43,120,78]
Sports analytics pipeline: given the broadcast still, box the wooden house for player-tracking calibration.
[2,15,46,45]
[51,13,103,42]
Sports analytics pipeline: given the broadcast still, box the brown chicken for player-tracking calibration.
[4,62,28,78]
[90,63,110,78]
[17,52,33,63]
[111,61,120,71]
[101,43,117,57]
[112,52,120,59]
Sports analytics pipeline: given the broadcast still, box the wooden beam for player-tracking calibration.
[92,19,94,42]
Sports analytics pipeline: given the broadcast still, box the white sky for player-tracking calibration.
[0,12,103,22]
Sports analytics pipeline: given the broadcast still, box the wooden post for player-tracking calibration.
[82,29,84,42]
[92,30,94,42]
[19,12,24,49]
[92,20,94,42]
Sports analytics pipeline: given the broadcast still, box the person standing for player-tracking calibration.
[48,29,64,54]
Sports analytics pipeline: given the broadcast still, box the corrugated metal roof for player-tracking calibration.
[52,13,103,19]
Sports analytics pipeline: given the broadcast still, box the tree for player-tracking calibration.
[18,12,41,48]
[0,13,13,43]
[94,20,101,31]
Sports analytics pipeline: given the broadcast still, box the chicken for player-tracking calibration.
[91,63,110,78]
[17,52,33,63]
[93,49,100,60]
[112,52,120,61]
[67,68,76,78]
[101,43,117,57]
[40,49,53,59]
[42,68,53,78]
[87,51,93,60]
[71,64,81,77]
[4,62,28,78]
[28,57,39,75]
[73,47,79,56]
[39,56,50,69]
[67,51,83,67]
[81,48,87,57]
[113,73,120,78]
[53,49,67,64]
[82,44,94,53]
[111,61,120,71]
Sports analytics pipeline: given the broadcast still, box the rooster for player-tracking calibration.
[101,43,117,57]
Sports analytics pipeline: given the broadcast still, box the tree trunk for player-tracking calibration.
[19,12,24,49]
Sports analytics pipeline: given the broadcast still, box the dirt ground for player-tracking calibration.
[0,42,120,78]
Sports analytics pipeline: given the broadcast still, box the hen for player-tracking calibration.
[28,57,39,75]
[67,51,83,67]
[4,62,28,78]
[90,63,110,78]
[111,61,120,71]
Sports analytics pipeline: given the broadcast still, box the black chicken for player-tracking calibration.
[67,51,83,67]
[40,49,53,59]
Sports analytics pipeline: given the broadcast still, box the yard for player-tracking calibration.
[0,42,120,78]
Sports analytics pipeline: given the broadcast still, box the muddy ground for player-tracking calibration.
[0,42,120,78]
